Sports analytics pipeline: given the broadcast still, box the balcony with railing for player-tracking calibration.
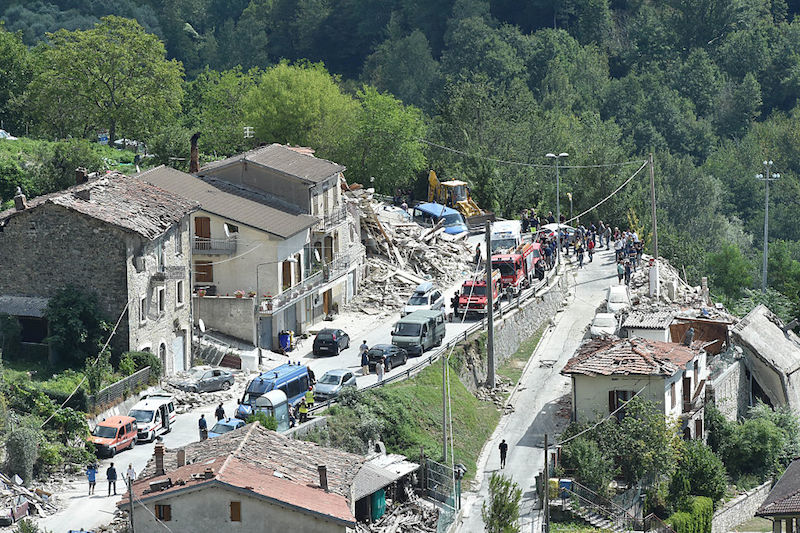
[193,236,237,255]
[258,269,325,315]
[314,206,348,232]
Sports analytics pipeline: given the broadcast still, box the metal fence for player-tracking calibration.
[425,458,459,533]
[89,366,151,410]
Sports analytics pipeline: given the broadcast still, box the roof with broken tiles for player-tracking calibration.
[200,143,345,183]
[621,311,675,330]
[120,453,356,526]
[0,172,197,239]
[562,337,702,377]
[139,422,365,500]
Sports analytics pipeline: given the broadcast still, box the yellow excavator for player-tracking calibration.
[427,170,494,228]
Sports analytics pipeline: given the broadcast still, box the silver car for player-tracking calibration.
[171,366,234,393]
[313,369,357,402]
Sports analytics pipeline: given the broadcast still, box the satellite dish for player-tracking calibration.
[198,319,206,333]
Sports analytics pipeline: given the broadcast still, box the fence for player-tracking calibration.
[89,366,151,410]
[424,458,459,533]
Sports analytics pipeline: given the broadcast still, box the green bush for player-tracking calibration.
[560,437,616,497]
[670,441,727,508]
[0,313,22,359]
[667,496,713,533]
[45,287,110,367]
[246,411,278,431]
[120,350,163,380]
[6,427,41,484]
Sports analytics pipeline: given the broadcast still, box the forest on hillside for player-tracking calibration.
[1,0,800,319]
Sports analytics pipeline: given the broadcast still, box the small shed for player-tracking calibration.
[621,311,674,342]
[351,454,419,522]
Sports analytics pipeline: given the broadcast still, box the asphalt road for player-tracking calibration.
[456,246,620,533]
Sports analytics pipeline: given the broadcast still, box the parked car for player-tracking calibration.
[590,313,619,337]
[367,344,408,372]
[88,415,138,457]
[171,366,234,393]
[606,286,631,313]
[208,418,246,438]
[0,495,29,526]
[314,369,357,402]
[312,328,350,356]
[402,282,445,317]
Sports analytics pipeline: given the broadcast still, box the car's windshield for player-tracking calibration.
[494,262,516,276]
[188,368,206,378]
[408,295,429,305]
[317,333,334,341]
[442,213,464,226]
[319,374,342,385]
[594,316,617,327]
[129,410,154,424]
[242,392,264,405]
[210,422,237,435]
[463,285,486,296]
[609,292,628,303]
[395,323,422,336]
[491,238,517,252]
[92,425,118,438]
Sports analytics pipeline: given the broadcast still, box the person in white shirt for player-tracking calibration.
[126,464,136,482]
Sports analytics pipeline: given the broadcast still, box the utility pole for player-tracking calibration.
[485,222,495,389]
[756,160,780,293]
[543,433,549,533]
[442,355,448,462]
[546,153,569,274]
[649,153,658,260]
[128,477,135,532]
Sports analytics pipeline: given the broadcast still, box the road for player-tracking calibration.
[456,245,619,533]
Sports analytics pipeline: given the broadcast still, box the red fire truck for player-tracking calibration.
[456,270,502,318]
[491,242,543,296]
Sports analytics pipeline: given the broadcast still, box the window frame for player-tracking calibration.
[176,280,185,307]
[157,287,166,315]
[139,296,148,324]
[230,500,241,522]
[155,504,171,521]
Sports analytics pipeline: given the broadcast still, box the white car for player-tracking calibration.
[590,313,619,337]
[0,129,18,140]
[402,281,444,317]
[606,286,631,313]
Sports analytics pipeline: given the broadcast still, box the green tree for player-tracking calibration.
[768,240,800,297]
[27,16,183,144]
[32,139,104,196]
[714,73,763,139]
[0,24,31,134]
[671,440,727,505]
[482,473,522,533]
[706,243,754,300]
[45,287,110,367]
[560,437,616,495]
[6,426,40,485]
[338,86,427,194]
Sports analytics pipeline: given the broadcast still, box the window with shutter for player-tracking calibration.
[230,501,241,521]
[155,504,171,521]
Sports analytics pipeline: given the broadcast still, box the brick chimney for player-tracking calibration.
[75,167,88,185]
[13,188,26,211]
[177,449,186,468]
[317,465,329,492]
[154,443,165,476]
[190,132,201,173]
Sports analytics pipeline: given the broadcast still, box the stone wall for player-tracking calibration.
[193,295,257,345]
[711,480,772,533]
[708,358,749,421]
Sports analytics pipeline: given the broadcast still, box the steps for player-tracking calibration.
[573,506,623,532]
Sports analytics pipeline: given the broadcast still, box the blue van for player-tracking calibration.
[411,202,469,235]
[235,364,310,420]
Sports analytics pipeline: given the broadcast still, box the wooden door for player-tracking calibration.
[323,290,331,315]
[282,260,292,290]
[194,217,210,250]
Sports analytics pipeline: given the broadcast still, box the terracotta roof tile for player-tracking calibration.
[562,338,700,377]
[758,458,800,516]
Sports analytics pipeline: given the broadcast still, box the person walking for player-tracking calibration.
[376,353,385,382]
[126,464,136,483]
[474,243,482,265]
[587,238,595,262]
[198,414,208,441]
[298,399,309,423]
[577,242,585,268]
[624,260,632,286]
[360,340,370,375]
[499,439,508,469]
[215,402,225,421]
[604,224,612,249]
[617,261,625,284]
[106,463,117,497]
[86,463,97,495]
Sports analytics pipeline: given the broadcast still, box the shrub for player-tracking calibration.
[120,351,163,380]
[45,287,110,367]
[667,496,713,533]
[0,313,22,359]
[670,441,727,508]
[482,473,522,533]
[560,437,616,496]
[6,427,41,484]
[246,411,278,431]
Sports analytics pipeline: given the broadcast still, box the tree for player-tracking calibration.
[32,140,104,196]
[0,24,31,134]
[6,426,40,485]
[560,437,616,495]
[706,243,754,300]
[45,287,110,367]
[671,441,727,505]
[482,473,522,533]
[714,73,763,139]
[338,86,427,194]
[27,16,183,144]
[243,61,358,152]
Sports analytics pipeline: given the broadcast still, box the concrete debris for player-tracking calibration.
[356,493,439,532]
[161,370,253,414]
[347,191,473,314]
[475,377,513,412]
[0,471,59,518]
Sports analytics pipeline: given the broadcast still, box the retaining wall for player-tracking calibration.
[711,481,772,533]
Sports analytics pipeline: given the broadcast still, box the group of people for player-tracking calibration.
[613,229,643,286]
[360,340,387,381]
[86,462,135,497]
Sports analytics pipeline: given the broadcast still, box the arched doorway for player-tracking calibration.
[159,343,167,375]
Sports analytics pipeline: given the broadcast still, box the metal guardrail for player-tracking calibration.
[309,266,559,413]
[193,236,237,255]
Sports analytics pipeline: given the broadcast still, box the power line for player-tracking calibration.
[134,492,175,533]
[564,160,649,225]
[556,386,647,447]
[420,139,647,169]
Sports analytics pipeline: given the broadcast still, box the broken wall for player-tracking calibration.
[707,357,749,421]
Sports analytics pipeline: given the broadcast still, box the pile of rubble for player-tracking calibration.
[356,494,439,532]
[0,471,59,519]
[162,370,253,414]
[475,377,513,412]
[347,191,473,314]
[628,256,708,310]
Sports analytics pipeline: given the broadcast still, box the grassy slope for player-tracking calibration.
[496,326,545,388]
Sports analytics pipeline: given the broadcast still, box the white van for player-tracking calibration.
[490,220,522,253]
[128,393,177,442]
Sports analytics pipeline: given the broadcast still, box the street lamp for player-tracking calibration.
[566,192,573,222]
[546,152,569,273]
[256,257,298,363]
[756,160,780,294]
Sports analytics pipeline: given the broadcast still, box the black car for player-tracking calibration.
[367,344,408,372]
[313,328,350,356]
